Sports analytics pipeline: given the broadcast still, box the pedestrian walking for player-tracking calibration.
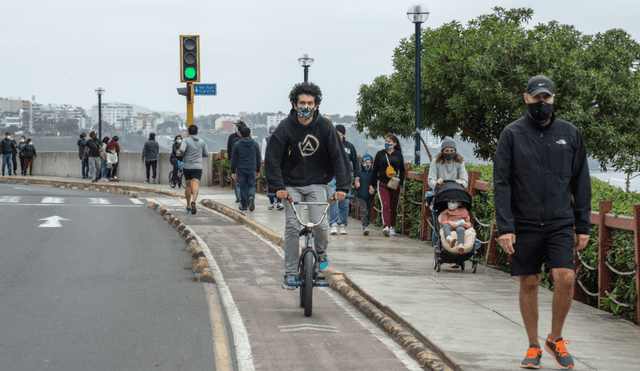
[329,124,357,235]
[227,121,245,203]
[77,133,89,179]
[262,125,282,210]
[369,134,405,237]
[10,135,18,175]
[81,131,103,183]
[494,75,591,370]
[106,136,120,180]
[142,132,159,184]
[264,82,351,289]
[179,125,209,215]
[170,135,184,185]
[355,154,375,235]
[231,126,261,212]
[19,139,37,176]
[1,132,17,176]
[100,136,110,180]
[16,136,27,175]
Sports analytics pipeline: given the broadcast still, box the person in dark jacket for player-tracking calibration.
[16,136,26,175]
[1,132,17,176]
[81,131,104,183]
[77,133,89,179]
[231,126,261,212]
[369,134,405,237]
[227,120,246,202]
[142,133,160,184]
[493,75,591,370]
[170,135,184,185]
[355,154,375,235]
[329,124,357,235]
[19,139,37,176]
[264,82,351,289]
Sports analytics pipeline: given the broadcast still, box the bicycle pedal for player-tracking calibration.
[315,281,329,287]
[290,281,302,287]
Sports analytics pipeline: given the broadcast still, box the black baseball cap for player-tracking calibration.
[526,75,554,97]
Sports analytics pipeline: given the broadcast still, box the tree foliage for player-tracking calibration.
[356,7,640,168]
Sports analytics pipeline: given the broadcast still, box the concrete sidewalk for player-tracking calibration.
[5,175,639,370]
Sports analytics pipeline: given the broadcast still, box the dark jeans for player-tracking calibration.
[2,153,13,175]
[12,153,17,173]
[108,163,118,178]
[145,160,157,180]
[237,169,256,209]
[19,156,25,174]
[80,157,88,178]
[358,197,374,227]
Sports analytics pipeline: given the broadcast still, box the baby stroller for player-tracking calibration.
[430,180,480,273]
[169,154,184,188]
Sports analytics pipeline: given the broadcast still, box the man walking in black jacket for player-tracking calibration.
[231,126,261,212]
[494,75,591,370]
[1,133,17,176]
[264,82,351,289]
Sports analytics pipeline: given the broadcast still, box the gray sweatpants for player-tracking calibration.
[442,224,466,245]
[88,157,101,180]
[284,184,329,276]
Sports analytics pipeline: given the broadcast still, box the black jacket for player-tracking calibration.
[19,145,37,158]
[171,142,183,162]
[227,132,240,158]
[493,113,591,235]
[264,109,351,193]
[231,137,261,174]
[1,138,16,155]
[369,149,406,188]
[341,139,358,179]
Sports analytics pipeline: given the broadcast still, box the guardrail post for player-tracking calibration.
[485,214,498,264]
[634,204,640,325]
[598,200,613,312]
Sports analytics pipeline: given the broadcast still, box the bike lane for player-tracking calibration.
[166,200,422,371]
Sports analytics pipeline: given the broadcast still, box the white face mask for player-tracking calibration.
[447,202,458,211]
[21,139,25,142]
[29,142,33,146]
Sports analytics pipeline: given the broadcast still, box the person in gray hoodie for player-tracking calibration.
[179,125,209,214]
[142,132,160,184]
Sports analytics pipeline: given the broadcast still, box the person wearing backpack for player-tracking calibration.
[369,134,405,237]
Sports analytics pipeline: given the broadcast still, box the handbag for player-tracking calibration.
[385,153,401,189]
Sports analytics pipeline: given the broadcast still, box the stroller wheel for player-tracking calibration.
[472,261,477,273]
[460,261,465,271]
[436,260,441,272]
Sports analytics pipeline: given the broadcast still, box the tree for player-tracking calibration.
[356,7,640,169]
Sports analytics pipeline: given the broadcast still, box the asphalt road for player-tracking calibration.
[0,183,225,371]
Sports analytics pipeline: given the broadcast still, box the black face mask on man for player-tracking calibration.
[527,101,553,123]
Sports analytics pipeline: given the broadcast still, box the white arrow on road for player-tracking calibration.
[38,216,70,228]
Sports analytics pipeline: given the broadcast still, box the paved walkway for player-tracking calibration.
[5,175,639,370]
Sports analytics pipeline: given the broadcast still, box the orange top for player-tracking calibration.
[441,207,470,225]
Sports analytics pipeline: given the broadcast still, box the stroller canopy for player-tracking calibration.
[433,180,472,211]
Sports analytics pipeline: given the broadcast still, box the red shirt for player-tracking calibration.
[440,207,470,225]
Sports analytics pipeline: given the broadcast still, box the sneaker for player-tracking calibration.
[520,344,543,369]
[191,201,197,215]
[318,253,329,271]
[144,179,150,184]
[389,227,397,236]
[186,206,192,213]
[152,179,156,184]
[249,197,255,212]
[282,275,298,290]
[268,203,275,210]
[235,199,240,203]
[382,226,390,237]
[545,335,574,369]
[446,235,456,247]
[339,225,347,235]
[276,202,284,210]
[457,244,465,254]
[363,227,369,236]
[330,225,338,235]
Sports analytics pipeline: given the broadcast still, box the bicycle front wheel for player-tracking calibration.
[169,171,176,188]
[303,252,314,317]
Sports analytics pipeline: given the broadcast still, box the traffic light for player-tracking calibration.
[177,85,193,102]
[180,35,200,82]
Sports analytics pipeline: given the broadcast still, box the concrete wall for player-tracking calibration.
[30,151,214,186]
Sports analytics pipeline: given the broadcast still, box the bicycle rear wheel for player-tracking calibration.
[303,252,314,317]
[169,171,176,188]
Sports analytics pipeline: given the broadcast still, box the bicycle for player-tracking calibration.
[169,154,184,188]
[268,192,354,317]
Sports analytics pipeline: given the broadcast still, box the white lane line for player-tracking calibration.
[130,198,144,205]
[190,228,255,371]
[42,197,64,204]
[0,196,20,203]
[89,198,111,204]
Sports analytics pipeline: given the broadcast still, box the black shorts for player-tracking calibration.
[183,169,202,181]
[510,224,575,276]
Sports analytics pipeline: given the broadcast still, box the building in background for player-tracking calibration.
[132,113,156,135]
[90,102,133,130]
[267,111,287,129]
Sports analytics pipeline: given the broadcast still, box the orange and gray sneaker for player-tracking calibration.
[545,335,575,369]
[520,344,542,369]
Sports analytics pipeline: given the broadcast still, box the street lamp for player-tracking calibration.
[298,53,314,82]
[407,3,429,165]
[95,87,105,139]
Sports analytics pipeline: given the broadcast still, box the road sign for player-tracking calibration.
[194,83,217,95]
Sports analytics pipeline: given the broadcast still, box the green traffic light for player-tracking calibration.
[185,67,196,79]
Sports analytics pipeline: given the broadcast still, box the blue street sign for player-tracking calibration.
[193,83,217,95]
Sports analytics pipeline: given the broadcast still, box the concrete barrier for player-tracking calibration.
[30,151,214,186]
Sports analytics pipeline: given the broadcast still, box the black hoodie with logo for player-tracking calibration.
[264,109,351,193]
[493,112,591,236]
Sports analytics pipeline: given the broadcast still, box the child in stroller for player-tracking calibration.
[430,180,480,273]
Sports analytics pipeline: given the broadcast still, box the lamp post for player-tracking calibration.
[95,87,105,139]
[298,53,314,82]
[407,4,429,165]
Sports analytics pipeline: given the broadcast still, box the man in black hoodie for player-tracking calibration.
[227,120,246,203]
[264,82,351,290]
[494,75,591,370]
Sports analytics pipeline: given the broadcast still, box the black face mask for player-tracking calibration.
[443,152,455,161]
[527,101,553,123]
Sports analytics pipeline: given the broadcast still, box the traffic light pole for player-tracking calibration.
[186,82,194,136]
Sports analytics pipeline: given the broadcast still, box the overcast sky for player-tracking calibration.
[1,0,638,117]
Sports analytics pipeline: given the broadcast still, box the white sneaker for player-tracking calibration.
[330,225,338,235]
[382,226,390,237]
[276,203,284,210]
[339,225,347,235]
[389,227,396,236]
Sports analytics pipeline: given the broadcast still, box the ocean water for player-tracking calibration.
[590,171,640,193]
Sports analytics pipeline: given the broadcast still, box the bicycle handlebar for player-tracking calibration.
[266,193,354,228]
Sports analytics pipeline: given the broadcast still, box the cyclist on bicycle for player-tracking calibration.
[179,125,209,215]
[264,82,351,290]
[170,135,184,186]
